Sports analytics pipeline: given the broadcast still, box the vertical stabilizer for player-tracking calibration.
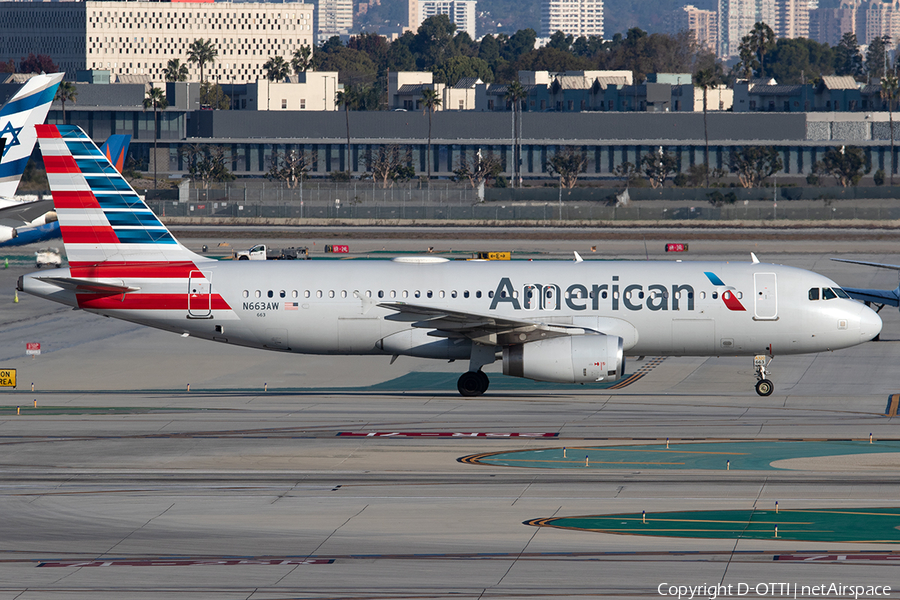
[36,124,206,266]
[0,73,63,198]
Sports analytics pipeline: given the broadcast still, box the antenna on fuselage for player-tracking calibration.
[573,251,584,263]
[750,252,760,264]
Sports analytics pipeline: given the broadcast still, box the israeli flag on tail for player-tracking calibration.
[36,124,207,266]
[0,73,63,198]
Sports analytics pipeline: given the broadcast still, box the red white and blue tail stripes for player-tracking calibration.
[36,124,207,266]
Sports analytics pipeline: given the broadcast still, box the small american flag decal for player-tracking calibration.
[285,302,299,310]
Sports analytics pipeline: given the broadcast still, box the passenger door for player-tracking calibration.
[753,273,777,320]
[188,270,212,318]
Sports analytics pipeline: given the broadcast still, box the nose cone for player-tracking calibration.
[859,304,883,342]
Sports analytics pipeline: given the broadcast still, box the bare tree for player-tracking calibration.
[267,149,317,188]
[367,145,414,187]
[547,147,588,188]
[454,149,502,189]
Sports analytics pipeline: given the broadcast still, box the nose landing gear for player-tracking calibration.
[754,354,774,396]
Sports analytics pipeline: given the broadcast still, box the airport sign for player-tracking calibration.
[0,368,15,387]
[26,343,40,356]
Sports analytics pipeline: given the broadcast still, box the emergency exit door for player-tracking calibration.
[188,271,212,318]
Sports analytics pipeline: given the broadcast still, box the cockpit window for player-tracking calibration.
[808,288,819,300]
[822,288,837,300]
[834,287,850,299]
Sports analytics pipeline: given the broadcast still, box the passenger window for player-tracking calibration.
[451,291,457,298]
[341,291,347,298]
[737,292,743,299]
[242,290,249,298]
[809,288,819,300]
[414,290,421,298]
[699,291,706,299]
[402,291,408,298]
[304,290,310,298]
[823,288,837,300]
[390,290,396,298]
[488,291,494,298]
[365,291,372,298]
[712,292,718,299]
[279,290,285,298]
[292,290,298,298]
[255,290,261,298]
[476,291,482,298]
[464,291,470,298]
[834,288,850,299]
[267,290,274,298]
[638,291,644,299]
[426,290,433,298]
[329,290,335,298]
[500,290,507,298]
[316,290,322,298]
[378,290,384,298]
[602,291,608,299]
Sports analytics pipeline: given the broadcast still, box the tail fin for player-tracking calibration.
[36,124,205,266]
[99,134,131,173]
[0,73,63,198]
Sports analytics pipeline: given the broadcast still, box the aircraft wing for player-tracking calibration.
[842,287,900,307]
[832,258,900,271]
[378,302,590,345]
[0,199,54,228]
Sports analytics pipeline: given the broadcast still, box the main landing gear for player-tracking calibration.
[754,354,774,396]
[457,342,497,397]
[458,370,490,397]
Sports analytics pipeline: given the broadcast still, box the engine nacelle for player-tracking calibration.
[503,334,625,384]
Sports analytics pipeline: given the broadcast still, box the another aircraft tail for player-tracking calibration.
[99,134,131,173]
[0,73,64,198]
[36,124,205,266]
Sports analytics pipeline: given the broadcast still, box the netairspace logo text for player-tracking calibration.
[658,583,892,599]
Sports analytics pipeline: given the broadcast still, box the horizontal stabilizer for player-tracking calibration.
[0,199,54,228]
[35,276,140,295]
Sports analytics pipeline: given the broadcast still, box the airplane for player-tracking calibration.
[18,125,883,397]
[0,72,63,246]
[0,133,131,248]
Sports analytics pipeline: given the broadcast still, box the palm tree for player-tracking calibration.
[143,86,169,189]
[263,56,290,82]
[694,68,720,188]
[291,46,312,74]
[882,71,899,185]
[164,58,189,82]
[504,80,527,188]
[747,22,775,78]
[187,39,217,83]
[421,88,441,180]
[335,86,358,175]
[55,81,77,125]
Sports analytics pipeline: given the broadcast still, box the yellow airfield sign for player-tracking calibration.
[0,369,16,388]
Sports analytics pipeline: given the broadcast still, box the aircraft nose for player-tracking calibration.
[859,304,883,342]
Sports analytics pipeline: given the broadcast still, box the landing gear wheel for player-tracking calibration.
[755,379,774,396]
[457,371,488,397]
[476,370,489,393]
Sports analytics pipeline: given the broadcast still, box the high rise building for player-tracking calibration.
[809,0,857,45]
[541,0,604,38]
[775,0,809,38]
[0,1,314,82]
[679,4,718,52]
[417,0,476,37]
[315,0,353,42]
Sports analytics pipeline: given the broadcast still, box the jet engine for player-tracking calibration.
[503,334,625,384]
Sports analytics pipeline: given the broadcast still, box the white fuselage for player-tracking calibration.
[21,259,882,359]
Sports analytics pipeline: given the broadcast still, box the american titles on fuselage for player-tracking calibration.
[490,277,699,312]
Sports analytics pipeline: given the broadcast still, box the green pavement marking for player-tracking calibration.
[360,372,631,392]
[466,441,900,470]
[0,406,202,416]
[528,508,900,543]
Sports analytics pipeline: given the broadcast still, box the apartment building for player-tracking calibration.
[541,0,604,38]
[679,4,718,52]
[315,0,353,42]
[418,0,476,37]
[0,0,314,82]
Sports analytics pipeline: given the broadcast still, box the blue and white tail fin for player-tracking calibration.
[0,73,63,198]
[36,124,206,266]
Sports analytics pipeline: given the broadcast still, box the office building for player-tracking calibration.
[718,0,775,57]
[315,0,353,42]
[0,0,314,82]
[679,5,718,52]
